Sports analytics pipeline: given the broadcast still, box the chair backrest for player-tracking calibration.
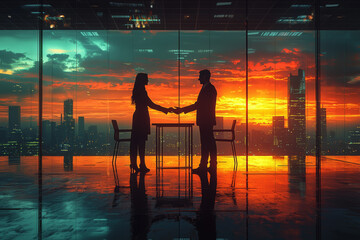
[231,120,237,131]
[112,120,119,141]
[112,120,119,131]
[231,120,236,141]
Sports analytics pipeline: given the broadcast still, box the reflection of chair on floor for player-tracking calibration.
[111,120,131,189]
[213,119,238,185]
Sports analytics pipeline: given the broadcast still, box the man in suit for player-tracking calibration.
[173,69,217,174]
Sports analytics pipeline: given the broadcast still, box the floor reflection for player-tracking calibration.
[130,173,150,240]
[195,172,217,240]
[0,155,360,239]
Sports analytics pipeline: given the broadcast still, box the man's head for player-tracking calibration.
[198,69,211,84]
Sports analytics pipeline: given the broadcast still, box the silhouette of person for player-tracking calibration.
[130,172,150,240]
[173,69,217,174]
[196,171,217,239]
[130,73,172,172]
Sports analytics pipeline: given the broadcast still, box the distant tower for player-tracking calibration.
[320,108,327,152]
[272,116,285,152]
[8,106,22,142]
[88,125,98,146]
[8,106,21,131]
[78,116,85,136]
[288,69,306,153]
[78,116,85,146]
[63,99,75,146]
[64,99,73,121]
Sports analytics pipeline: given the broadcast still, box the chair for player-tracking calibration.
[213,119,238,186]
[111,120,132,188]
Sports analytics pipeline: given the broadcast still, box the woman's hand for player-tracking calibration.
[164,107,174,114]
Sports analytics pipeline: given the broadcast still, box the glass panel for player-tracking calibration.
[0,30,39,239]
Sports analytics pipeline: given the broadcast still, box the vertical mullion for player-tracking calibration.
[245,0,249,171]
[315,0,322,239]
[38,0,43,239]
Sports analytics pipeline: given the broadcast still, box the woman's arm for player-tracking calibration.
[146,94,169,114]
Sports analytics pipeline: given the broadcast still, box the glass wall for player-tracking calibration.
[1,0,360,239]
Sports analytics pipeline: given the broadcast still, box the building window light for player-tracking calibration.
[214,14,234,18]
[325,4,339,8]
[216,2,232,6]
[291,4,312,8]
[111,15,130,19]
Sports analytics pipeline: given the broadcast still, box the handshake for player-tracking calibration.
[164,107,184,115]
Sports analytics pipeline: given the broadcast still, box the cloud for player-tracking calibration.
[0,49,28,70]
[46,53,70,62]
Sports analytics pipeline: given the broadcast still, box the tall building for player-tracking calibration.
[78,117,85,135]
[78,116,85,146]
[320,108,327,153]
[42,120,51,146]
[8,106,21,131]
[8,106,22,142]
[272,116,286,153]
[63,99,75,146]
[288,69,306,153]
[64,99,73,121]
[348,126,360,154]
[88,125,98,147]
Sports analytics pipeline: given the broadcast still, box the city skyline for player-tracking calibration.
[0,30,359,131]
[1,85,359,156]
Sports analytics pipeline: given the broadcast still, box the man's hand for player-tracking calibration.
[167,107,175,113]
[173,107,183,115]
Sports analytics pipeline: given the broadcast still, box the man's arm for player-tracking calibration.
[173,102,197,114]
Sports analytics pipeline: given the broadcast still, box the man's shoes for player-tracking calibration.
[192,167,207,175]
[139,164,150,173]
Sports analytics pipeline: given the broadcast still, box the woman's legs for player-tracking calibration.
[130,135,139,172]
[138,139,145,165]
[139,138,149,172]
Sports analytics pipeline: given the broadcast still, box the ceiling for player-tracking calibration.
[0,0,359,30]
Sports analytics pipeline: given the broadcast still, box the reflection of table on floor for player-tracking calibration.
[152,123,194,201]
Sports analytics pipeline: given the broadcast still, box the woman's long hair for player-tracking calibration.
[131,73,148,104]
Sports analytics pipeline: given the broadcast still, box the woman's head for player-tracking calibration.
[135,73,148,86]
[132,73,148,104]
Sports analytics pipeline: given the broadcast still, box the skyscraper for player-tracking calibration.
[63,99,75,146]
[320,108,327,153]
[288,69,306,153]
[272,116,286,153]
[8,106,21,131]
[78,116,85,136]
[78,116,85,146]
[64,99,73,121]
[88,125,98,147]
[8,106,22,142]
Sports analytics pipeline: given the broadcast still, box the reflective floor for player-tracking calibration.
[1,155,360,240]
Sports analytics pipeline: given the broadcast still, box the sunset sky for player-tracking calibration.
[0,30,359,130]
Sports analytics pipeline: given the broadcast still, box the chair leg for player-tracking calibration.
[112,142,118,187]
[231,141,238,188]
[114,142,120,187]
[231,141,238,172]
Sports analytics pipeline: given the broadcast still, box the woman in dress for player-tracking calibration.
[130,73,171,173]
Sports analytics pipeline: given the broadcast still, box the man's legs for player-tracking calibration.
[208,126,217,170]
[199,125,210,169]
